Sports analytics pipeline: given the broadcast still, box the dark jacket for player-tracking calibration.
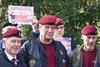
[95,61,100,67]
[21,38,71,67]
[0,49,27,67]
[0,39,3,49]
[69,45,100,67]
[32,31,39,38]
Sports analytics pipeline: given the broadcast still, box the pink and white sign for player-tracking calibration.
[8,5,34,24]
[54,37,72,54]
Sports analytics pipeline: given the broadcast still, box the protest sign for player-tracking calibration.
[54,37,72,54]
[8,5,34,24]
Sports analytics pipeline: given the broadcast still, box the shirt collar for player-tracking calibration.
[4,51,16,61]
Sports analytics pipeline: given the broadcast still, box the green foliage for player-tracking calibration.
[20,24,32,40]
[0,0,100,45]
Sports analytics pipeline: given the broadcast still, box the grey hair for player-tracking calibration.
[2,38,7,42]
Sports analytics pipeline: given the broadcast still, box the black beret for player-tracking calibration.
[2,22,18,28]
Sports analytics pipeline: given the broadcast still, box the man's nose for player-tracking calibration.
[89,38,94,42]
[48,28,52,32]
[48,27,54,32]
[58,28,62,32]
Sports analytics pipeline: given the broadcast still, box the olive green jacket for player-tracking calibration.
[69,45,100,67]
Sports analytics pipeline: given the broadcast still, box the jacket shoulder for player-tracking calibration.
[54,40,64,47]
[68,45,82,57]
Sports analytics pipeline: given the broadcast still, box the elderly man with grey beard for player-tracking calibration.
[69,25,100,67]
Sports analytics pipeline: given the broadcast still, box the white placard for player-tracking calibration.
[8,5,34,24]
[54,37,72,54]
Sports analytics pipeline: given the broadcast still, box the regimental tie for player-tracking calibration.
[11,58,17,66]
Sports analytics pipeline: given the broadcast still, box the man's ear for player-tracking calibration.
[2,40,5,44]
[2,38,7,44]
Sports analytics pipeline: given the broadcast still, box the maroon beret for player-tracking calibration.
[81,25,97,35]
[39,15,57,25]
[3,29,21,38]
[55,18,64,25]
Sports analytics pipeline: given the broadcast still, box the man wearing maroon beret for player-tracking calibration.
[0,22,18,49]
[0,29,27,67]
[54,18,64,37]
[21,15,70,67]
[53,18,76,54]
[69,25,100,67]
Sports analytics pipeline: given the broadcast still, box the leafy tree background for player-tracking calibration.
[0,0,100,45]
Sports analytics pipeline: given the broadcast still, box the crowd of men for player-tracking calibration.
[0,15,100,67]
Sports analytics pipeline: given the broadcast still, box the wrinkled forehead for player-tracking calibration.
[82,34,97,38]
[3,37,21,41]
